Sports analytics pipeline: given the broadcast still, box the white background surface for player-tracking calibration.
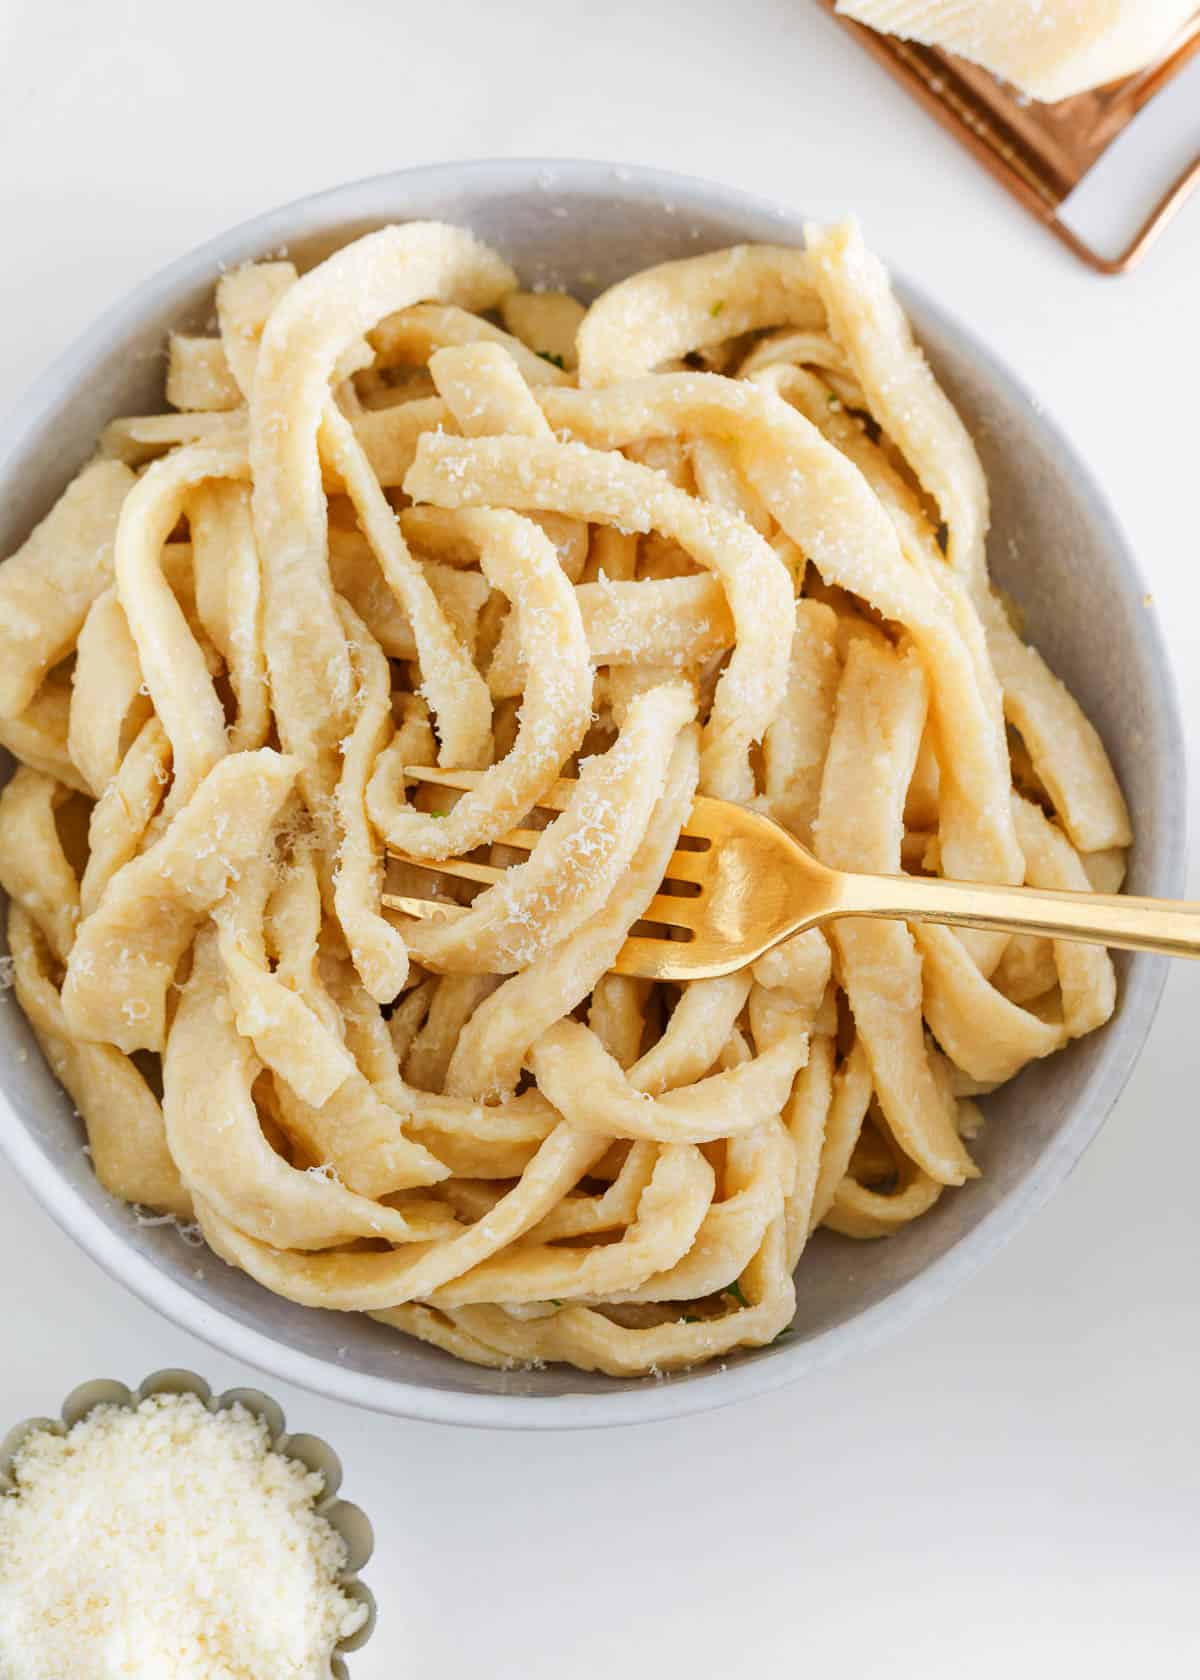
[1,2,1199,1674]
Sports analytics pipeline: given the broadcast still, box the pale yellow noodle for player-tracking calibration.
[165,933,431,1249]
[816,638,976,1186]
[396,681,694,975]
[166,334,243,412]
[332,599,411,1003]
[0,219,1131,1378]
[404,433,792,801]
[0,460,134,720]
[68,588,150,797]
[500,290,585,370]
[0,674,91,795]
[366,510,591,864]
[10,905,189,1217]
[0,767,81,965]
[527,1018,809,1146]
[486,573,733,700]
[79,718,171,917]
[804,218,1130,853]
[113,443,248,817]
[576,244,823,384]
[187,479,270,752]
[194,1125,607,1311]
[443,725,700,1099]
[62,750,300,1053]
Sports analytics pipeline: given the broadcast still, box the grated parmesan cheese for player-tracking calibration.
[0,1392,367,1680]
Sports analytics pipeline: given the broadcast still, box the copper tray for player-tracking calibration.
[817,1,1200,273]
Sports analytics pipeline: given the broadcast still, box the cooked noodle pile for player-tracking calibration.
[0,222,1131,1375]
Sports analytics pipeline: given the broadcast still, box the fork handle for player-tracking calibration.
[833,871,1200,959]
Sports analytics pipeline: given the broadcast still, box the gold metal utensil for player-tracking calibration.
[383,766,1199,981]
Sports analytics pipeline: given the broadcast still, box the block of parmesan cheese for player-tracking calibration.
[835,0,1199,102]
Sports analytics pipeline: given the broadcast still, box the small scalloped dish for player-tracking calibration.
[0,1366,376,1679]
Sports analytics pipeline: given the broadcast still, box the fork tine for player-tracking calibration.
[635,895,702,930]
[382,897,704,976]
[490,826,544,853]
[381,774,797,980]
[381,894,470,922]
[388,855,505,888]
[649,850,709,885]
[385,876,700,932]
[392,808,710,886]
[404,765,577,813]
[380,903,712,977]
[388,769,719,914]
[611,935,703,979]
[480,825,708,890]
[402,769,726,845]
[400,765,486,793]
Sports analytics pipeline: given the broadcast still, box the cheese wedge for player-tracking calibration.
[835,0,1198,102]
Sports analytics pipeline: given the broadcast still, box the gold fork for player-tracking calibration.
[382,766,1199,982]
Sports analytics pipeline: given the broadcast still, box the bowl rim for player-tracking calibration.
[0,157,1186,1430]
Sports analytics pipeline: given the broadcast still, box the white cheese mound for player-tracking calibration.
[0,1392,368,1680]
[835,0,1198,102]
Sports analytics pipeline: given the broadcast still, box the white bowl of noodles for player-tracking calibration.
[0,161,1184,1428]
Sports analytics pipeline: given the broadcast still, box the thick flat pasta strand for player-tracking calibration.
[10,906,190,1218]
[427,1144,715,1307]
[1012,793,1117,1039]
[62,750,300,1053]
[805,218,1131,853]
[0,768,80,965]
[0,460,134,720]
[816,639,977,1186]
[165,934,430,1249]
[527,1019,809,1145]
[331,600,411,1004]
[396,681,694,974]
[487,572,733,699]
[577,245,823,384]
[0,676,89,796]
[0,220,1133,1379]
[602,1122,793,1304]
[187,480,270,752]
[366,510,591,863]
[79,718,171,917]
[405,432,792,801]
[443,726,700,1100]
[194,1124,607,1311]
[250,224,513,800]
[533,376,1024,883]
[113,443,248,818]
[68,589,150,797]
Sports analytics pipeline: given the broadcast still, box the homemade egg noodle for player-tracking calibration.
[0,222,1131,1376]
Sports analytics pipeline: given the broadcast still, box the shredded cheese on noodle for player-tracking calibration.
[0,219,1127,1376]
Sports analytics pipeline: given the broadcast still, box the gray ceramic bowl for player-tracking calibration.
[0,161,1185,1428]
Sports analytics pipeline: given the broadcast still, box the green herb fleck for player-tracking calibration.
[710,300,725,318]
[537,350,566,369]
[428,809,447,819]
[681,1315,701,1325]
[724,1279,749,1308]
[827,394,842,412]
[550,1299,564,1308]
